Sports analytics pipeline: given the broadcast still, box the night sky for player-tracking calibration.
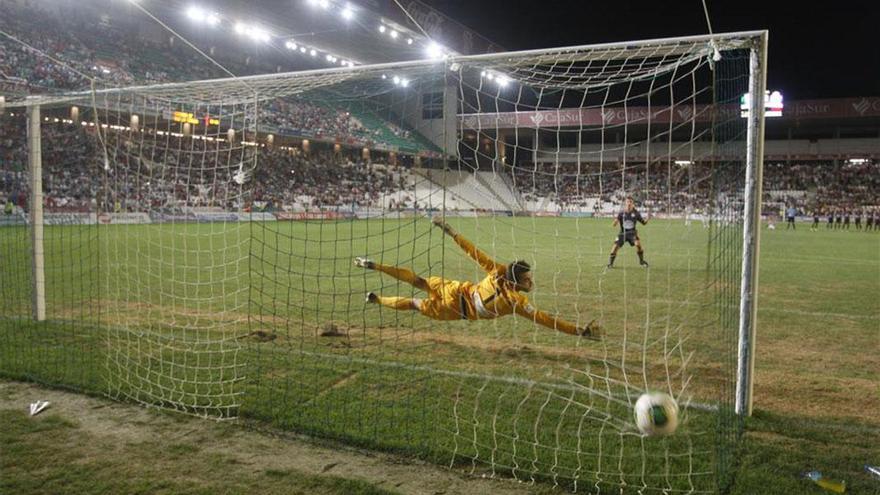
[428,0,880,100]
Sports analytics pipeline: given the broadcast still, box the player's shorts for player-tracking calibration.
[787,216,795,222]
[417,277,472,321]
[616,231,639,247]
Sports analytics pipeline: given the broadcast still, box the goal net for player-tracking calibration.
[0,31,766,493]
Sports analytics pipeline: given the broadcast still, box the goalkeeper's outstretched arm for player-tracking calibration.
[432,217,503,273]
[514,303,601,340]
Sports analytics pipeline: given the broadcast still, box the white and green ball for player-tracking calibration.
[634,392,679,436]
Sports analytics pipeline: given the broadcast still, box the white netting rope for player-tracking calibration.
[439,35,750,493]
[98,91,256,418]
[36,31,763,490]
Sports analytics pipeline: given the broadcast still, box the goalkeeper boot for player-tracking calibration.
[354,257,375,269]
[640,260,650,267]
[580,320,603,341]
[365,292,378,303]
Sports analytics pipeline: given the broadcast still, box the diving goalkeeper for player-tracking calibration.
[355,217,601,339]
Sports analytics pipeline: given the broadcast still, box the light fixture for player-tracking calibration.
[341,7,354,20]
[254,28,270,42]
[234,22,270,42]
[185,6,203,21]
[425,42,443,59]
[389,30,398,39]
[285,41,298,50]
[406,38,413,45]
[310,49,317,57]
[379,25,386,33]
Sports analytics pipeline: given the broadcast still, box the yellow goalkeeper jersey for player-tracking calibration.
[440,233,580,335]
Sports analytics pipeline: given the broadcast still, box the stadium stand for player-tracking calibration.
[1,0,876,219]
[0,0,435,154]
[3,114,877,216]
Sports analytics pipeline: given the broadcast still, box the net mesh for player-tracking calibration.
[0,32,763,492]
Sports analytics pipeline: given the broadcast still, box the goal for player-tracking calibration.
[0,30,767,493]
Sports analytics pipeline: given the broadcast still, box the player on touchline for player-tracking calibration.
[607,196,650,268]
[354,217,601,339]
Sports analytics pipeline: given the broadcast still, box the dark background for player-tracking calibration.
[428,0,880,99]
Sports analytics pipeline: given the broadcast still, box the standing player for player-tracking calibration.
[867,208,874,232]
[607,196,649,268]
[827,209,835,230]
[785,205,798,230]
[843,210,851,230]
[854,209,862,230]
[836,210,843,229]
[811,209,820,231]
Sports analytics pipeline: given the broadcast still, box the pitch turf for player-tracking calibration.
[1,217,877,494]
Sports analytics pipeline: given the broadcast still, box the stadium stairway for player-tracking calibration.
[410,168,517,212]
[473,169,525,212]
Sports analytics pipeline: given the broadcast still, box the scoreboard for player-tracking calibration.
[740,90,784,118]
[166,110,220,126]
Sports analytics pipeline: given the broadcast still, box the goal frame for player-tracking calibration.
[5,30,769,492]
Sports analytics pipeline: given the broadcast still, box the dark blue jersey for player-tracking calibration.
[617,209,646,233]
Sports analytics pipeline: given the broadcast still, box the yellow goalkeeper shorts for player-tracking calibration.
[417,277,472,321]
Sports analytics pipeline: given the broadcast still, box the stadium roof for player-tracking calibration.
[8,31,764,107]
[207,0,504,62]
[124,0,503,68]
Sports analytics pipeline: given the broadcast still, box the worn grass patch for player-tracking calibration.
[0,406,399,495]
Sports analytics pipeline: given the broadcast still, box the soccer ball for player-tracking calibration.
[634,392,679,436]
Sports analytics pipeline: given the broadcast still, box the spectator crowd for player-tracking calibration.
[0,0,430,154]
[1,1,876,220]
[1,117,416,213]
[509,159,879,219]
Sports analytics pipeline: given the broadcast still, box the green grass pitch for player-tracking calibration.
[1,217,877,493]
